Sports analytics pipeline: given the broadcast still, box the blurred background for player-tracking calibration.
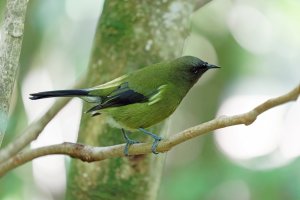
[0,0,299,199]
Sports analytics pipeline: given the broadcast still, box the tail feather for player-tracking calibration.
[29,89,89,100]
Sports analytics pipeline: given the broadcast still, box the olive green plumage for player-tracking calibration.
[30,56,219,154]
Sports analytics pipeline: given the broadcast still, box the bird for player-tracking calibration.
[30,56,219,155]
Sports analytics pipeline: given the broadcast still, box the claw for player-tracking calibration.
[151,137,162,154]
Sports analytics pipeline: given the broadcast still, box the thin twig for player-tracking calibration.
[0,78,86,163]
[0,84,299,177]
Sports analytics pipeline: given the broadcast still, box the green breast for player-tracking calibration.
[102,84,187,130]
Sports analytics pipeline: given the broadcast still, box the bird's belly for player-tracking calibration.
[105,115,126,129]
[102,100,179,130]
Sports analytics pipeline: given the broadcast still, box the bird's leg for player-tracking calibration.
[138,128,162,154]
[121,129,140,156]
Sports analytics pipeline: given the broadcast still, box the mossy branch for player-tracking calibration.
[0,84,298,177]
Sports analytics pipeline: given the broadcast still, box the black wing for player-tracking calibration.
[86,82,148,114]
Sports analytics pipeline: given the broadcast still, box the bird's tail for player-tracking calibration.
[29,89,89,100]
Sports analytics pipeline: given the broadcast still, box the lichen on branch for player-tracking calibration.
[0,0,29,146]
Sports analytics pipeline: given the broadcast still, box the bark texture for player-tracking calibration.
[66,1,201,199]
[0,0,28,146]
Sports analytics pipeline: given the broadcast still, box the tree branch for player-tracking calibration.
[0,84,298,177]
[0,78,85,163]
[0,0,29,147]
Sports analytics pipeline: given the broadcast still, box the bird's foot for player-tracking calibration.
[151,136,162,154]
[121,129,140,156]
[124,139,140,156]
[138,128,162,155]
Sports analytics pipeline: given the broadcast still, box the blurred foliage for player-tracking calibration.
[158,1,300,200]
[0,0,299,200]
[0,0,6,23]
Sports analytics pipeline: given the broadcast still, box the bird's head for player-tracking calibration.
[172,56,220,84]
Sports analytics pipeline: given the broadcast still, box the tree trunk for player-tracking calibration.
[0,0,28,147]
[66,1,202,199]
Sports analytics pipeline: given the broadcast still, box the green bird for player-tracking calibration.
[30,56,219,155]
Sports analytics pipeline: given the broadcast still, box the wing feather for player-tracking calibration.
[148,85,167,105]
[86,82,148,113]
[85,76,166,115]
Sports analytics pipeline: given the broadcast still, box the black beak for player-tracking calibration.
[207,63,220,69]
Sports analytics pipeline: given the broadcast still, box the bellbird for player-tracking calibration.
[30,56,219,155]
